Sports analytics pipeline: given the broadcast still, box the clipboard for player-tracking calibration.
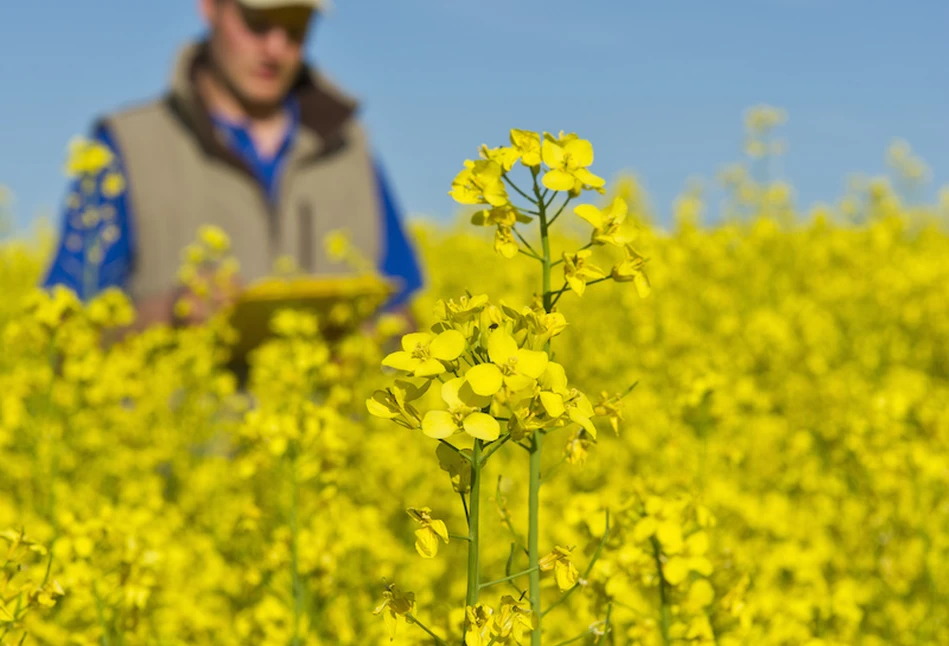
[225,273,399,363]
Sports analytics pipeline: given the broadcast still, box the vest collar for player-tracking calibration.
[166,39,359,166]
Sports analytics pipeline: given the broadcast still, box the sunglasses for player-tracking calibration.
[234,1,313,44]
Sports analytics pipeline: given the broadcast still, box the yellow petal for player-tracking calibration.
[573,168,605,188]
[465,364,504,397]
[383,608,399,638]
[430,519,450,543]
[657,521,684,554]
[487,329,519,364]
[504,373,535,392]
[634,272,651,298]
[401,332,433,353]
[382,351,420,373]
[415,528,440,558]
[463,412,500,441]
[554,560,579,592]
[563,138,594,167]
[441,378,466,409]
[566,273,586,296]
[515,349,549,379]
[540,392,565,418]
[542,169,577,192]
[691,557,714,576]
[422,411,458,439]
[632,516,658,542]
[574,204,605,230]
[540,362,569,393]
[431,329,466,360]
[541,139,565,168]
[663,556,689,586]
[568,408,597,438]
[687,579,715,607]
[414,358,447,378]
[366,393,398,419]
[457,379,494,409]
[687,531,709,555]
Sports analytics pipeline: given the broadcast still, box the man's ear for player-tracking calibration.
[198,0,218,25]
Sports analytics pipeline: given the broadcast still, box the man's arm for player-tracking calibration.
[374,156,425,318]
[41,124,135,302]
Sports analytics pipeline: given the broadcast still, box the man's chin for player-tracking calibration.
[237,87,290,115]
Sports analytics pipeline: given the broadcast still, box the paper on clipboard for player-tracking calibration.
[226,273,398,362]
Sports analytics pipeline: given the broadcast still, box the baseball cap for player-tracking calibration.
[237,0,327,9]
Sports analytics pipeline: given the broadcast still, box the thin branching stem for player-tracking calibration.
[513,227,541,257]
[503,174,536,203]
[405,613,450,646]
[480,566,540,590]
[441,439,473,463]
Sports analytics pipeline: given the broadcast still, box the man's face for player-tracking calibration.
[202,0,314,109]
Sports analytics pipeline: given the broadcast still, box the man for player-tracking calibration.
[41,0,424,329]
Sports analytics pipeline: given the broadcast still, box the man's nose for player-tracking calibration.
[261,27,295,56]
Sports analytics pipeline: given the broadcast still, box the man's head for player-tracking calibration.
[199,0,322,113]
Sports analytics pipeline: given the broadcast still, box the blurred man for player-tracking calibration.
[41,0,424,328]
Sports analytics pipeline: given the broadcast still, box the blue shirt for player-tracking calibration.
[42,100,424,310]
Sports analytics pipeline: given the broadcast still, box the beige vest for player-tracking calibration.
[99,41,382,303]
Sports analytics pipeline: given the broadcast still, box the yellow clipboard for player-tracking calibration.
[225,273,398,362]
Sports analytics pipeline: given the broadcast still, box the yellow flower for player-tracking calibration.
[406,507,450,558]
[493,594,536,643]
[198,224,231,254]
[471,204,532,228]
[562,249,607,296]
[464,328,549,397]
[541,133,605,192]
[450,159,509,207]
[373,583,416,641]
[509,129,543,167]
[366,379,431,429]
[574,197,633,246]
[101,172,126,198]
[464,604,495,646]
[65,137,114,178]
[537,362,598,437]
[610,245,651,297]
[435,442,472,493]
[538,545,580,592]
[382,330,467,377]
[494,226,519,259]
[479,144,521,172]
[421,378,499,441]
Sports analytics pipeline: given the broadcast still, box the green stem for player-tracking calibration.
[481,434,512,464]
[529,173,553,646]
[449,533,471,541]
[479,566,540,590]
[550,632,589,646]
[650,536,671,646]
[465,439,483,608]
[93,582,112,646]
[289,456,303,646]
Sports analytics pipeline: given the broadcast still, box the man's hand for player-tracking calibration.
[172,271,244,327]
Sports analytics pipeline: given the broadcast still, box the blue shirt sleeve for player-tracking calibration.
[41,124,135,302]
[374,157,424,310]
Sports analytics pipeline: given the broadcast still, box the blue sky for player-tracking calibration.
[1,0,947,234]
